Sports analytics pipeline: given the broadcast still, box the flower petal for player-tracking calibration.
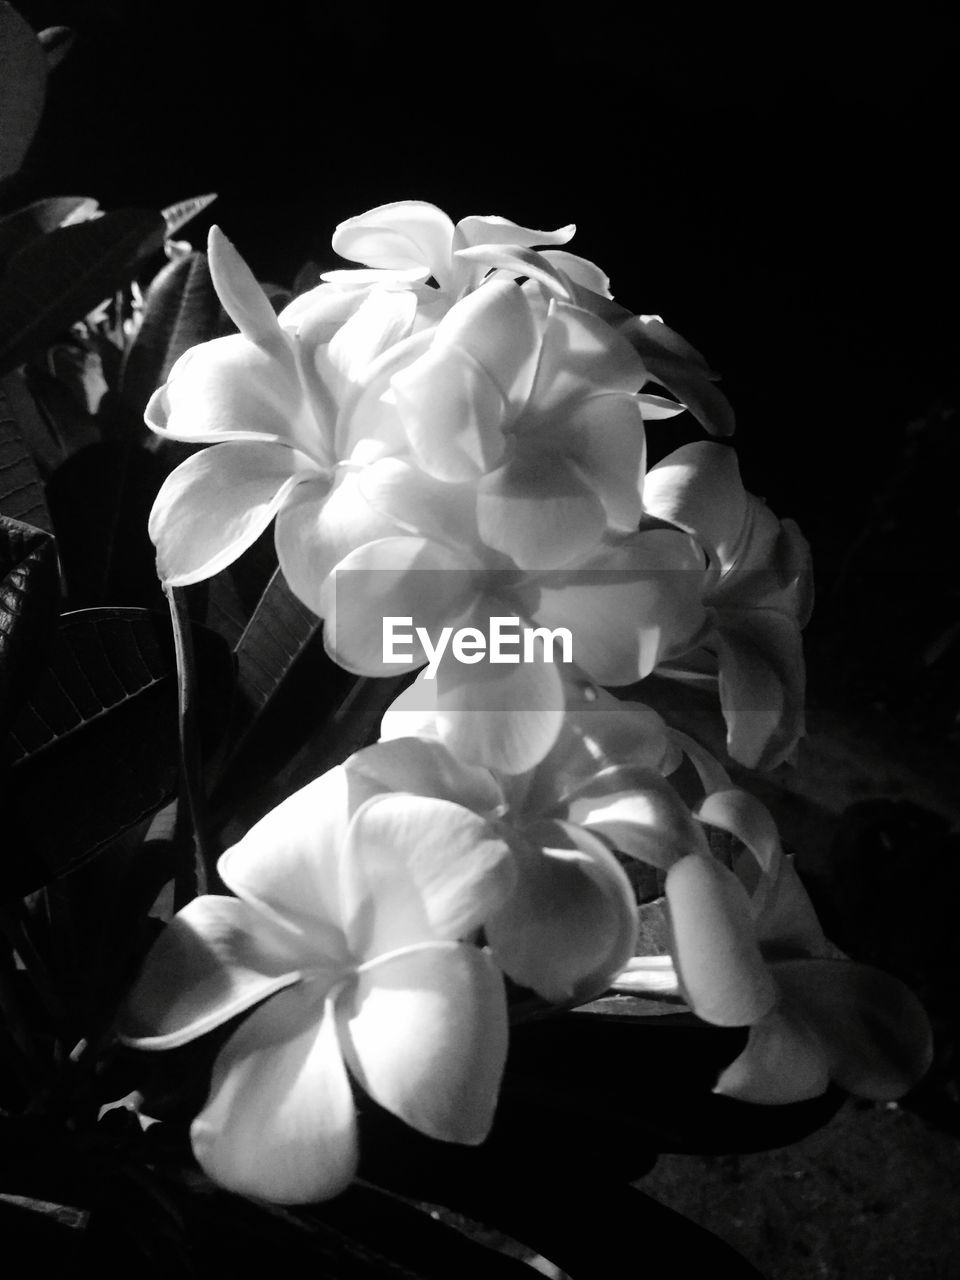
[670,730,733,795]
[773,959,934,1101]
[517,690,679,819]
[696,788,781,878]
[642,442,749,568]
[477,453,607,569]
[620,316,734,437]
[332,201,455,285]
[118,896,308,1049]
[485,821,637,1003]
[274,468,405,617]
[319,266,432,287]
[145,334,308,447]
[346,734,503,815]
[340,943,507,1143]
[532,532,707,685]
[454,215,575,252]
[324,286,418,395]
[277,280,371,334]
[391,341,508,482]
[208,225,285,353]
[712,1005,832,1104]
[343,794,515,956]
[665,854,777,1026]
[557,391,645,531]
[148,442,311,585]
[567,767,710,869]
[714,608,805,768]
[754,857,831,958]
[318,536,478,674]
[636,393,687,420]
[531,301,647,411]
[334,326,432,462]
[432,281,540,409]
[540,249,612,298]
[218,767,352,930]
[453,244,574,302]
[434,650,567,774]
[357,456,480,549]
[191,986,358,1203]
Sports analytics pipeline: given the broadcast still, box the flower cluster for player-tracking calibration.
[146,201,800,772]
[128,202,932,1204]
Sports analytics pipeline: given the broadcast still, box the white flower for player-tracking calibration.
[119,741,517,1203]
[146,226,421,588]
[642,441,812,767]
[321,199,611,313]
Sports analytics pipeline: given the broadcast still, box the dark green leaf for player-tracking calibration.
[0,375,51,530]
[0,197,98,271]
[161,193,217,239]
[44,442,168,610]
[0,516,59,738]
[1,607,234,895]
[0,4,46,182]
[118,251,220,418]
[0,208,165,376]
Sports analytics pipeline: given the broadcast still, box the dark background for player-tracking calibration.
[8,0,960,732]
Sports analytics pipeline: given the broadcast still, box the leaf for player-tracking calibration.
[44,441,171,610]
[0,376,52,530]
[0,3,46,183]
[161,193,217,240]
[192,522,279,648]
[233,568,323,725]
[207,566,355,821]
[0,516,59,737]
[1,367,74,474]
[0,208,166,376]
[118,251,221,418]
[0,198,99,271]
[1,607,234,896]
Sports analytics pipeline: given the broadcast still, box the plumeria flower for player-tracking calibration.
[662,849,933,1104]
[642,441,812,768]
[373,279,690,568]
[380,678,726,1001]
[146,225,422,589]
[321,199,613,316]
[118,740,518,1203]
[615,788,933,1103]
[367,696,646,1004]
